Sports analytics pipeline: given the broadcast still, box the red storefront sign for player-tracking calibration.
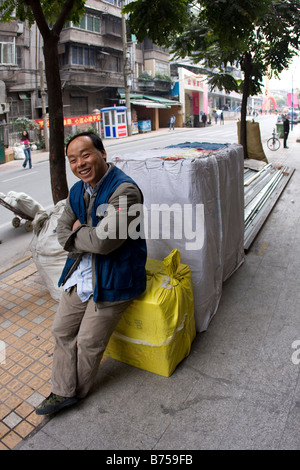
[287,93,299,107]
[118,125,127,137]
[192,91,199,114]
[35,113,101,129]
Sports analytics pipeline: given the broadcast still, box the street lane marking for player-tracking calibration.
[1,171,39,183]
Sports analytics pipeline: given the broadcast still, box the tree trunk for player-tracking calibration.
[240,52,252,159]
[43,35,69,204]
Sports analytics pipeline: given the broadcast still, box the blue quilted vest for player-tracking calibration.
[58,166,147,302]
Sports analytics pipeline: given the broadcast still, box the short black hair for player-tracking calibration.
[66,131,105,155]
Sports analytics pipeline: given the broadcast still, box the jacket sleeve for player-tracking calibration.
[56,197,78,250]
[62,182,144,256]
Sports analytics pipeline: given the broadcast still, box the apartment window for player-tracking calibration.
[72,46,82,65]
[72,45,95,66]
[73,13,100,33]
[0,36,15,65]
[16,45,23,68]
[10,99,31,120]
[106,55,121,72]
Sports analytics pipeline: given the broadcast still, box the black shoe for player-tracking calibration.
[284,146,289,148]
[36,393,78,415]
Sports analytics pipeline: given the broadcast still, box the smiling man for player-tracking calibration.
[36,132,147,415]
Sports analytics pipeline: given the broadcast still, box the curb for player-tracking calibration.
[0,254,33,277]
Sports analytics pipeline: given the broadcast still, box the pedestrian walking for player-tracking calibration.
[283,115,290,148]
[220,111,224,124]
[20,130,32,169]
[214,112,218,124]
[201,112,207,127]
[169,114,175,130]
[36,131,147,415]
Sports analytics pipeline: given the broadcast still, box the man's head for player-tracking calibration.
[66,132,108,187]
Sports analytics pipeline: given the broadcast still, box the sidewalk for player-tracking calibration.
[1,126,300,450]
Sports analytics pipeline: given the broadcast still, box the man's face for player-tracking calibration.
[67,136,107,187]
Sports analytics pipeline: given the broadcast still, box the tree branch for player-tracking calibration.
[24,0,51,40]
[53,0,76,35]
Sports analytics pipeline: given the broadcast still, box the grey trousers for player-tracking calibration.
[51,287,132,398]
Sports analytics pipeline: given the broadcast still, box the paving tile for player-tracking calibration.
[26,411,45,427]
[32,315,46,324]
[14,327,28,338]
[14,420,35,438]
[6,378,24,394]
[0,442,9,450]
[0,372,14,385]
[2,431,23,450]
[17,385,36,401]
[18,308,30,317]
[0,320,13,329]
[26,391,46,407]
[3,412,23,428]
[15,402,34,419]
[5,395,23,411]
[0,404,11,420]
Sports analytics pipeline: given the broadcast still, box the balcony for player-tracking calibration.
[137,74,172,94]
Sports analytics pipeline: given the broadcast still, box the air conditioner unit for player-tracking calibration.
[17,23,24,34]
[0,103,10,113]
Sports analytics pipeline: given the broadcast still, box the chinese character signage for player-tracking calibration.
[35,114,101,129]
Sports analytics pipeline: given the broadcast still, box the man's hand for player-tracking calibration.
[72,219,81,231]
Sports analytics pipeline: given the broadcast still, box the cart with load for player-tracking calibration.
[0,191,45,232]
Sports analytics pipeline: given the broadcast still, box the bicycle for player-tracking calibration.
[267,128,280,151]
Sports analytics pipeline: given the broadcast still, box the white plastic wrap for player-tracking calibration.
[113,143,244,332]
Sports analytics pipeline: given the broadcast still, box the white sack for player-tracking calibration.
[5,191,45,218]
[30,200,68,301]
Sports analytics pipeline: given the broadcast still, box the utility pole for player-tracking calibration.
[121,0,132,136]
[39,61,49,152]
[291,75,294,132]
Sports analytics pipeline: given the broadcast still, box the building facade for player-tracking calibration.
[0,0,246,147]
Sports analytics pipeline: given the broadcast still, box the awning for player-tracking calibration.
[143,95,180,106]
[130,99,167,109]
[118,91,181,109]
[19,92,30,100]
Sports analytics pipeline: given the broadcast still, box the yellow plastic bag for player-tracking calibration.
[104,249,195,377]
